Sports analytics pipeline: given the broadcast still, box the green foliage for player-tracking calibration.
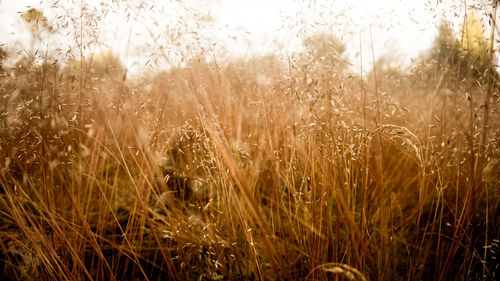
[412,12,496,88]
[431,21,462,72]
[411,20,462,86]
[460,9,493,81]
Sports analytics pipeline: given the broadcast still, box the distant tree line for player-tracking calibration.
[411,9,498,90]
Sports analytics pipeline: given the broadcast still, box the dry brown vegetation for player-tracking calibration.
[0,2,499,281]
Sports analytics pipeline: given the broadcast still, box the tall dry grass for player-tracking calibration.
[0,2,499,281]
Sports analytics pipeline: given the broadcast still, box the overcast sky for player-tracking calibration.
[0,0,496,74]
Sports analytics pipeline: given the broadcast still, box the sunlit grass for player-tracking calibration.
[0,2,499,281]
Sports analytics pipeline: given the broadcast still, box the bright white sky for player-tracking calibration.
[0,0,495,74]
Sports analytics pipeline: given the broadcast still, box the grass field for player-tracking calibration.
[0,2,499,280]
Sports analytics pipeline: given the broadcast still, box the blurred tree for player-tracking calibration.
[0,47,6,71]
[374,54,406,89]
[462,9,486,50]
[412,10,497,88]
[86,49,124,79]
[431,20,462,72]
[64,49,125,81]
[16,7,54,71]
[459,8,492,82]
[411,19,462,86]
[302,32,348,72]
[21,8,49,32]
[295,32,348,97]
